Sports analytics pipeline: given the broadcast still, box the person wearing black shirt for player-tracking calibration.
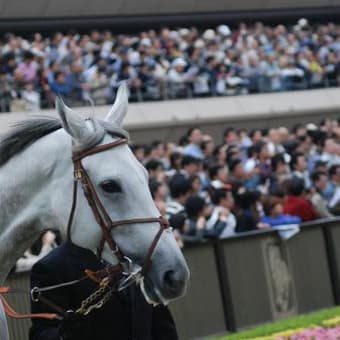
[29,242,178,340]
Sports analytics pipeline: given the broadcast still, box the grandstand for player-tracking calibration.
[1,1,340,340]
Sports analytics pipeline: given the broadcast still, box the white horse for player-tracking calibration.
[0,84,189,340]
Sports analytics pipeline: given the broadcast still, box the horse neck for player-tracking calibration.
[0,131,69,283]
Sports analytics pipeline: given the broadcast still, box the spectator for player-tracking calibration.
[183,127,204,159]
[223,127,239,146]
[149,179,168,215]
[145,159,165,182]
[310,171,334,218]
[290,152,311,189]
[49,70,73,97]
[166,151,183,177]
[208,187,236,238]
[183,195,207,242]
[21,82,40,111]
[188,174,202,195]
[87,64,110,105]
[166,174,191,219]
[167,57,192,97]
[325,164,340,201]
[270,153,291,192]
[16,50,38,85]
[0,71,13,111]
[150,140,167,167]
[283,177,319,221]
[228,158,249,189]
[234,190,269,232]
[209,164,229,189]
[261,196,301,227]
[181,155,202,177]
[321,138,340,165]
[131,144,145,163]
[201,136,216,164]
[184,194,227,240]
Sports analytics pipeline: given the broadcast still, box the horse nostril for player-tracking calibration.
[163,270,184,291]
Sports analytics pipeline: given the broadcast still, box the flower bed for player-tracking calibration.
[213,307,340,340]
[253,326,340,339]
[253,316,340,339]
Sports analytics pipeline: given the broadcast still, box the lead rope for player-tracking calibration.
[0,264,125,320]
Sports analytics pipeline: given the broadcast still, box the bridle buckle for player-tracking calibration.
[30,287,41,302]
[74,169,83,180]
[118,263,142,291]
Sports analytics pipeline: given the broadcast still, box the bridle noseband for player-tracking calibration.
[67,138,170,277]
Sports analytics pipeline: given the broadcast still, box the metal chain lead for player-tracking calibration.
[76,279,116,316]
[81,288,115,316]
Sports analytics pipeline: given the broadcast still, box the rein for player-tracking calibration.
[0,137,170,321]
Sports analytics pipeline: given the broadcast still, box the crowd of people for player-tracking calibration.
[133,118,340,247]
[12,118,340,272]
[1,19,340,111]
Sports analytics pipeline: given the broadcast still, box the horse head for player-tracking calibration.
[53,84,189,304]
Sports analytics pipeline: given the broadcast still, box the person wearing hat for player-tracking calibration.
[168,58,187,82]
[216,25,231,37]
[167,57,192,97]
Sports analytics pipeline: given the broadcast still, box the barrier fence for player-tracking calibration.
[4,217,340,339]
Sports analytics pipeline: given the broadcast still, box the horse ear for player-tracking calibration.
[55,96,92,142]
[105,83,129,126]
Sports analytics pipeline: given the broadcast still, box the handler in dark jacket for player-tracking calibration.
[29,242,178,340]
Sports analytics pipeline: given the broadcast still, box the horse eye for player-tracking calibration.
[100,180,122,193]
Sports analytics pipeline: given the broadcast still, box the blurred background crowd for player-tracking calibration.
[1,18,340,112]
[130,118,340,247]
[14,117,340,272]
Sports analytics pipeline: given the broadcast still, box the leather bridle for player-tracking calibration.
[67,138,170,277]
[0,138,171,322]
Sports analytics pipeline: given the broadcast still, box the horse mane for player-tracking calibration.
[0,117,62,166]
[0,116,129,167]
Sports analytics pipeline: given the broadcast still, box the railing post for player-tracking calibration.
[322,221,340,305]
[213,240,237,332]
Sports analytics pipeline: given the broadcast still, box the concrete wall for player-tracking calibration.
[1,88,339,144]
[1,0,340,19]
